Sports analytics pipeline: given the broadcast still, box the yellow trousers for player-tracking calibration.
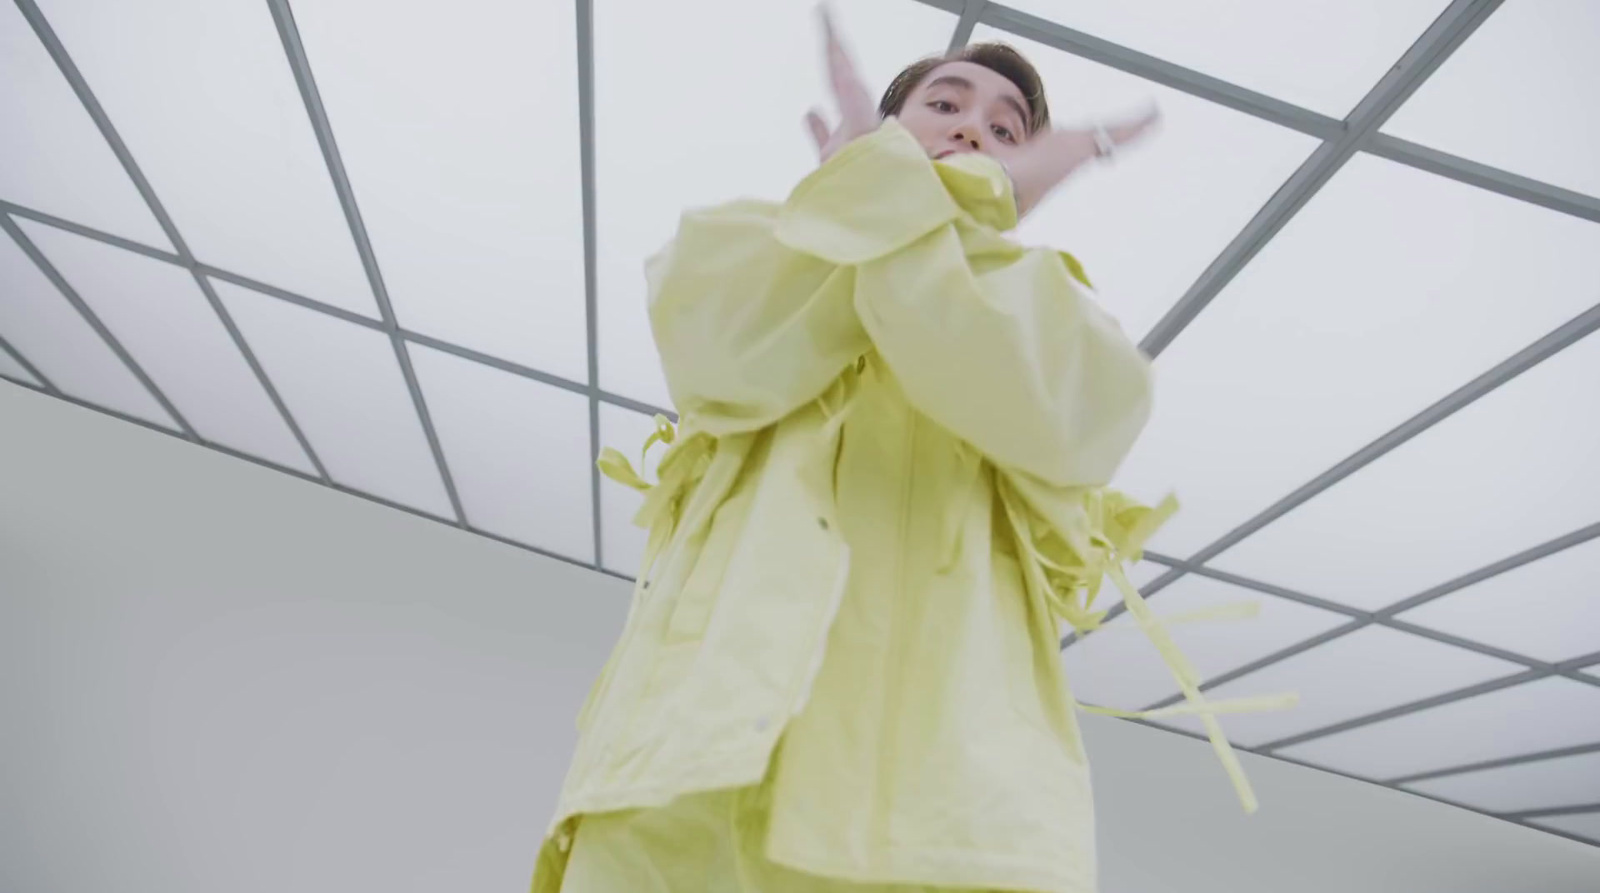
[558,781,1005,893]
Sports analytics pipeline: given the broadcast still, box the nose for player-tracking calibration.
[948,124,983,153]
[940,118,979,152]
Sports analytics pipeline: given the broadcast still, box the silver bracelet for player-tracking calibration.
[1092,123,1116,161]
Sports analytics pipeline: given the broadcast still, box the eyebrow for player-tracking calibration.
[924,74,1030,129]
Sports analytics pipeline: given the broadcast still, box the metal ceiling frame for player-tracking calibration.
[1,0,1597,846]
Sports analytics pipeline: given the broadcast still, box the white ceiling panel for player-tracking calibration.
[1155,625,1521,747]
[1404,750,1600,814]
[289,0,587,382]
[409,346,593,563]
[0,225,173,428]
[33,0,376,317]
[595,0,958,408]
[1211,327,1600,611]
[979,25,1319,347]
[598,403,665,577]
[0,344,39,386]
[17,220,314,475]
[1384,0,1600,199]
[1063,573,1350,712]
[997,0,1451,117]
[1531,812,1600,845]
[1277,676,1600,781]
[1397,536,1600,664]
[212,278,452,518]
[0,1,169,250]
[1117,153,1600,560]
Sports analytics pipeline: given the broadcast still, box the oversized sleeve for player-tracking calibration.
[646,118,1027,438]
[773,120,1153,487]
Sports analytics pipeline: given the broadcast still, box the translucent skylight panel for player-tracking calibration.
[598,403,666,577]
[289,0,587,382]
[1062,573,1349,711]
[1114,153,1600,560]
[0,1,169,249]
[1155,625,1521,747]
[409,346,593,563]
[1277,676,1600,780]
[0,225,172,428]
[996,0,1452,117]
[18,220,313,474]
[1211,328,1600,610]
[977,25,1318,347]
[1403,750,1600,814]
[1396,536,1600,664]
[595,0,959,408]
[33,0,375,316]
[213,279,452,518]
[0,345,38,386]
[1384,0,1600,199]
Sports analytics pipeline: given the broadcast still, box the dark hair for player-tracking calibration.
[878,42,1051,135]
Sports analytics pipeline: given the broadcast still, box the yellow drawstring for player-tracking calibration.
[596,414,714,585]
[999,482,1298,814]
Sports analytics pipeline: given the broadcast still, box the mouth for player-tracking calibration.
[934,149,956,160]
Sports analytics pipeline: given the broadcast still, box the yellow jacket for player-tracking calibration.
[534,120,1284,893]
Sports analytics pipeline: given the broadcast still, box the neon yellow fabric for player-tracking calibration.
[556,756,1008,892]
[533,120,1291,893]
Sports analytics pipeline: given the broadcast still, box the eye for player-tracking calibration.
[927,99,957,113]
[992,123,1017,144]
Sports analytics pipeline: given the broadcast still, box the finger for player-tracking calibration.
[818,5,876,126]
[805,109,831,151]
[1109,108,1161,145]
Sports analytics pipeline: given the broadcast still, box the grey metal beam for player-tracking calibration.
[1135,525,1600,715]
[1381,521,1600,617]
[1152,527,1599,652]
[969,2,1343,138]
[1387,740,1600,787]
[15,0,330,485]
[1257,668,1545,753]
[907,0,965,15]
[0,331,55,393]
[576,0,605,570]
[1117,714,1600,850]
[0,374,635,585]
[947,0,985,53]
[0,198,179,265]
[1099,303,1600,661]
[1507,802,1600,821]
[1136,0,1503,357]
[264,0,465,524]
[1,213,195,438]
[1367,133,1600,224]
[0,197,681,425]
[1183,297,1600,571]
[920,0,1600,234]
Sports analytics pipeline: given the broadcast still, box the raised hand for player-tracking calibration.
[995,105,1162,217]
[805,5,879,163]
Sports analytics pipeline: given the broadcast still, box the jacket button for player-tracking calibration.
[817,517,829,531]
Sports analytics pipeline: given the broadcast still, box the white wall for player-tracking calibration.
[3,380,1597,893]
